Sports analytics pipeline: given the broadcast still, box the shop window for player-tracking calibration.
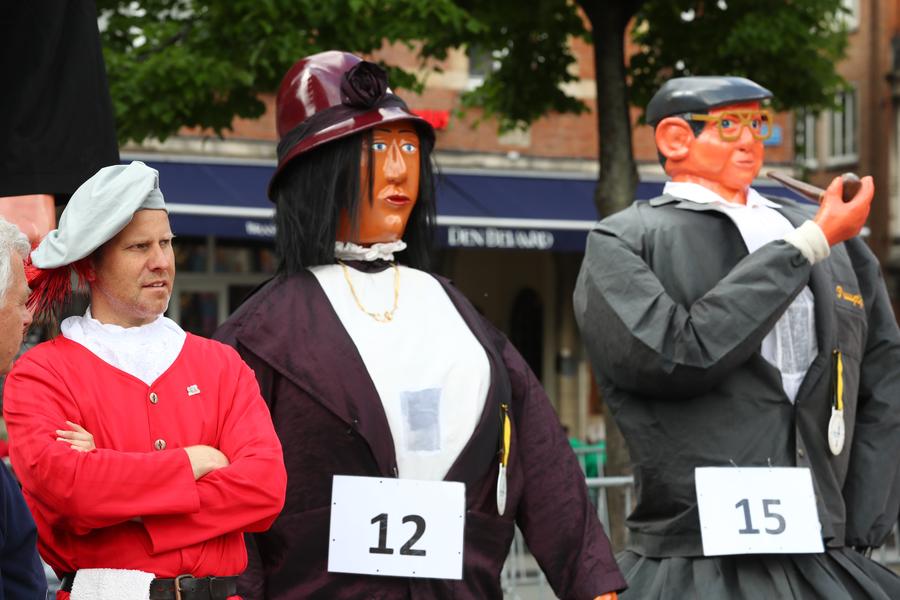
[825,87,858,167]
[214,239,276,274]
[178,291,219,337]
[794,109,818,168]
[174,237,209,272]
[509,288,543,381]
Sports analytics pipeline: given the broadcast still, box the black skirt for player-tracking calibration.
[618,548,900,600]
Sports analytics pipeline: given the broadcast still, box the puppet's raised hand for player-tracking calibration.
[814,175,873,246]
[595,593,618,600]
[56,421,95,452]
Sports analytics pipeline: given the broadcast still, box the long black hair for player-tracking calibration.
[273,123,436,273]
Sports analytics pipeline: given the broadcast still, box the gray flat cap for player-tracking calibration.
[646,76,772,126]
[31,161,167,269]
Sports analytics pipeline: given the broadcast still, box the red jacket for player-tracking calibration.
[3,334,286,582]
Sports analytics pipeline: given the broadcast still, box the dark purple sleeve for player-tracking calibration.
[237,533,266,600]
[503,340,627,599]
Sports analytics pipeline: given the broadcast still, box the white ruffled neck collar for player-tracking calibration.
[60,308,186,386]
[335,240,406,262]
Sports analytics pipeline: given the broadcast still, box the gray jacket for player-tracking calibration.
[574,194,900,557]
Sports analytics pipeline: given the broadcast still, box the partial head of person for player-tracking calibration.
[269,50,436,272]
[27,161,174,328]
[647,76,773,204]
[0,219,33,374]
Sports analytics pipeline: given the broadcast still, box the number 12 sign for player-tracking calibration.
[695,467,824,556]
[328,475,466,579]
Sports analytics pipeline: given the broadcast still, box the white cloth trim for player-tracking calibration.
[663,181,781,210]
[667,181,817,403]
[61,308,186,386]
[311,264,490,480]
[783,220,831,265]
[334,240,407,262]
[70,568,154,600]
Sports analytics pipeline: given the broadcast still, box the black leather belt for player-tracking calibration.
[60,573,238,600]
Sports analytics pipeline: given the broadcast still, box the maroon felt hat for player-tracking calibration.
[269,50,434,199]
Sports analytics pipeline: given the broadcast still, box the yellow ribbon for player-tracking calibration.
[501,404,511,467]
[835,351,844,412]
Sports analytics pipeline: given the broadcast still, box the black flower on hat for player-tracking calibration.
[340,61,389,108]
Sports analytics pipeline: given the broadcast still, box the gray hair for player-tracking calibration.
[0,218,31,303]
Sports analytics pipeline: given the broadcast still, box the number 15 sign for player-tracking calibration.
[328,475,466,579]
[695,467,824,556]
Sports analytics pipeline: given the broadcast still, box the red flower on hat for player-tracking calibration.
[340,61,389,108]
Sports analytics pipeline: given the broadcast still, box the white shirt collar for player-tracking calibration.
[663,181,780,210]
[334,240,407,262]
[60,308,186,385]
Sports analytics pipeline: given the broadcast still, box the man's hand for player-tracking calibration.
[813,174,874,246]
[56,421,95,452]
[183,445,230,480]
[595,593,618,600]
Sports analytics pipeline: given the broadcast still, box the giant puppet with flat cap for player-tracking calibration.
[3,161,287,600]
[214,51,625,599]
[574,76,900,598]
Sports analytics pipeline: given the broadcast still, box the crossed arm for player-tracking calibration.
[4,347,286,547]
[55,421,229,481]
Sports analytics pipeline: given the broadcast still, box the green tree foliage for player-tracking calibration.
[99,0,850,212]
[630,0,849,116]
[96,0,478,143]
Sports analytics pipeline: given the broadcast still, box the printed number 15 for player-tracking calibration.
[735,498,786,535]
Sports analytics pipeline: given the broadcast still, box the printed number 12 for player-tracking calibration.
[735,498,786,535]
[369,513,427,556]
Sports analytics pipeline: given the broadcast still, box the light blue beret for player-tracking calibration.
[31,161,167,269]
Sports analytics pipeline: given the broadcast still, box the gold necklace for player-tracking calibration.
[339,261,400,323]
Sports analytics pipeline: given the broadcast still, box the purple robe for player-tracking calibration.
[215,266,625,599]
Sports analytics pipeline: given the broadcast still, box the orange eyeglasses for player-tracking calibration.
[686,109,774,142]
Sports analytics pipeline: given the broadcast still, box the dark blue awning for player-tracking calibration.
[133,157,806,252]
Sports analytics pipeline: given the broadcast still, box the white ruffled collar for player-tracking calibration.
[67,307,184,338]
[60,308,186,385]
[335,240,406,262]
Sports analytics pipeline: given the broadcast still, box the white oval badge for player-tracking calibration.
[496,464,508,516]
[828,408,845,456]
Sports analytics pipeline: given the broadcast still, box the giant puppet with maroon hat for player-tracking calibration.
[574,76,900,598]
[214,51,626,600]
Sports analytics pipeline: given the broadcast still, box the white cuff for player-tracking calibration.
[783,220,830,265]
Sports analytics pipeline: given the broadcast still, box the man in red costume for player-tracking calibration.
[3,161,287,600]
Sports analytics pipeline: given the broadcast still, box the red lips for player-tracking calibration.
[383,194,411,206]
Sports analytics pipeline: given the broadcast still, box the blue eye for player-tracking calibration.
[720,118,734,129]
[372,142,388,151]
[401,143,417,153]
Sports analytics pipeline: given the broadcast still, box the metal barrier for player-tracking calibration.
[501,460,634,599]
[874,522,900,569]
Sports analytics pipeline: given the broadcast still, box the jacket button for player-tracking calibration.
[154,439,167,451]
[149,392,159,404]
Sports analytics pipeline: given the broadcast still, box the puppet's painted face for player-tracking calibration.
[337,121,421,245]
[668,100,765,200]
